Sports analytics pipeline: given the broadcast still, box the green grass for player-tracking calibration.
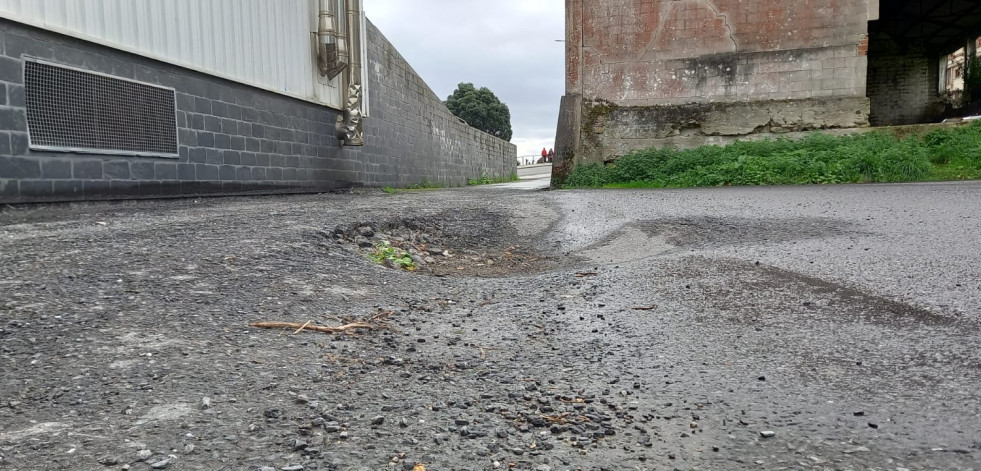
[467,172,520,186]
[561,122,981,189]
[405,179,445,190]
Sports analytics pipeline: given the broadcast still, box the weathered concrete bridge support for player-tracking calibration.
[554,0,981,181]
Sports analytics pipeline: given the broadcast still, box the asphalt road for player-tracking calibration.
[517,164,553,180]
[552,182,981,317]
[0,182,978,470]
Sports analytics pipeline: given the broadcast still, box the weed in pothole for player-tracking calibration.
[367,241,417,271]
[325,211,555,277]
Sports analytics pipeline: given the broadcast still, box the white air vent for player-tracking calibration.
[25,59,178,156]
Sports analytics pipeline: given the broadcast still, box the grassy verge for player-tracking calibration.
[562,122,981,189]
[467,172,520,186]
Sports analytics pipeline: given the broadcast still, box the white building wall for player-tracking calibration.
[0,0,347,109]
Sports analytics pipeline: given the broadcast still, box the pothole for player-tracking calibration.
[325,210,556,277]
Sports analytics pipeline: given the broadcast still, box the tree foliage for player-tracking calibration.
[965,55,981,104]
[445,83,513,141]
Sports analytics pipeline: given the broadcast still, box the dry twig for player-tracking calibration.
[472,345,502,359]
[250,311,394,336]
[541,413,572,425]
[632,304,659,311]
[293,320,313,335]
[250,321,374,334]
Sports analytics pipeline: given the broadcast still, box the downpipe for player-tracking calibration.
[316,0,347,80]
[336,0,364,146]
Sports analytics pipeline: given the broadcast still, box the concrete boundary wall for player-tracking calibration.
[354,23,517,188]
[555,0,874,181]
[0,18,516,203]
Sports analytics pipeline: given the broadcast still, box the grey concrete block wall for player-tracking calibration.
[0,18,516,204]
[357,21,516,188]
[0,19,347,203]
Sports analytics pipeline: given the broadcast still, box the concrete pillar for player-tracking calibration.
[565,0,583,94]
[867,32,943,125]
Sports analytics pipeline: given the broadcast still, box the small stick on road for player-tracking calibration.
[251,310,394,336]
[632,305,659,311]
[293,320,313,335]
[474,345,502,359]
[250,321,374,334]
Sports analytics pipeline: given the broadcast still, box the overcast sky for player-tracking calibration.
[364,0,565,158]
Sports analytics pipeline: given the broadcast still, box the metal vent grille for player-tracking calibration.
[25,60,178,156]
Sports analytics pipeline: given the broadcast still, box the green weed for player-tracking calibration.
[562,122,981,189]
[467,172,520,186]
[367,242,416,271]
[405,179,444,190]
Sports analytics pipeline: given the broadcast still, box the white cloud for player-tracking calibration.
[364,0,565,157]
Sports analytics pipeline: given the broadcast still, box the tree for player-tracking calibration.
[445,83,513,141]
[965,55,981,104]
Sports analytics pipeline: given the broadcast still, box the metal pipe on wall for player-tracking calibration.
[336,0,364,146]
[317,0,347,79]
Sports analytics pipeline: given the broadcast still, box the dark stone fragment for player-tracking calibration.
[550,425,567,434]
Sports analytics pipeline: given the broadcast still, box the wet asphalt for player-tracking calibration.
[0,181,978,470]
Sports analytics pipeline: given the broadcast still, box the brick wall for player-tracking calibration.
[0,18,516,203]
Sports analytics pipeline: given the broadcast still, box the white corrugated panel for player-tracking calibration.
[0,0,344,108]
